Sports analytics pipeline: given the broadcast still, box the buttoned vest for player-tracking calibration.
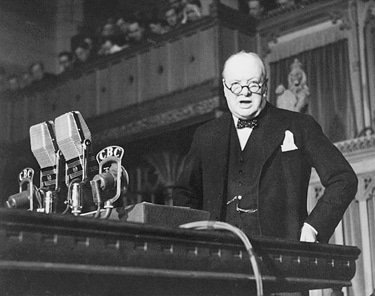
[226,123,261,236]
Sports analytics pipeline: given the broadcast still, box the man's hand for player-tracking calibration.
[300,223,318,242]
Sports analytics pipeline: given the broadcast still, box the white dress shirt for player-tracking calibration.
[233,116,254,150]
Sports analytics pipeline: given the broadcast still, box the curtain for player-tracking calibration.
[269,39,356,143]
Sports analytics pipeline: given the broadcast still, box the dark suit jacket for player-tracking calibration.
[173,103,358,243]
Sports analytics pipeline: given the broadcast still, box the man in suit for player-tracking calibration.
[173,51,357,243]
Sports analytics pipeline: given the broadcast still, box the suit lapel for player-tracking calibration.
[209,112,232,175]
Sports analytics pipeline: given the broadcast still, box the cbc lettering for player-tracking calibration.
[19,168,34,181]
[96,146,124,163]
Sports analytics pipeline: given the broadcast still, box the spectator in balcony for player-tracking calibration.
[165,7,182,29]
[116,17,130,47]
[29,62,56,89]
[167,0,185,18]
[19,71,32,90]
[127,20,146,46]
[247,0,265,19]
[173,51,357,244]
[148,18,169,36]
[58,51,74,74]
[181,3,202,24]
[98,37,126,56]
[101,22,116,38]
[71,24,96,57]
[73,40,92,68]
[6,75,20,92]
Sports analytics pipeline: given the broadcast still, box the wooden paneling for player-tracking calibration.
[150,45,169,99]
[168,38,186,92]
[0,96,11,143]
[198,27,217,82]
[54,81,75,116]
[82,70,98,118]
[238,31,256,53]
[122,55,139,106]
[219,26,238,70]
[2,14,259,144]
[109,59,126,110]
[96,66,111,115]
[184,33,203,86]
[138,47,169,102]
[10,95,30,142]
[69,74,86,116]
[27,92,44,125]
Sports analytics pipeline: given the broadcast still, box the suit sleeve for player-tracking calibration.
[172,127,203,209]
[302,115,358,243]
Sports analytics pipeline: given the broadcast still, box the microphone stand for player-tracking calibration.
[90,147,129,219]
[63,139,91,216]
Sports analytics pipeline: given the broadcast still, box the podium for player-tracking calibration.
[0,208,360,295]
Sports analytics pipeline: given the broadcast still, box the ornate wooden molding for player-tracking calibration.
[357,173,375,202]
[334,135,375,155]
[95,96,220,144]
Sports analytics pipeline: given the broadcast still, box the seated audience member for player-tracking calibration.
[165,7,181,29]
[97,37,126,56]
[116,17,130,46]
[167,0,185,18]
[6,75,20,92]
[73,40,92,68]
[19,71,32,89]
[247,0,265,19]
[71,24,96,56]
[181,3,202,24]
[58,51,74,74]
[149,18,169,35]
[29,62,56,89]
[100,22,117,41]
[127,20,146,46]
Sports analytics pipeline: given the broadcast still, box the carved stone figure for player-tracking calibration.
[276,58,310,113]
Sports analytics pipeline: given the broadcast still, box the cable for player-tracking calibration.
[179,221,263,296]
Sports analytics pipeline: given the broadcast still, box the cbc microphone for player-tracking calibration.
[90,146,129,219]
[5,168,42,211]
[30,121,64,213]
[30,121,61,189]
[55,111,97,215]
[55,111,92,183]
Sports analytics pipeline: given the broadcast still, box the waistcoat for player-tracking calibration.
[226,123,261,236]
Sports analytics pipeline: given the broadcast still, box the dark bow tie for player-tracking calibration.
[237,118,258,129]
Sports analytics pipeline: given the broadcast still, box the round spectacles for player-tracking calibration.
[223,79,267,95]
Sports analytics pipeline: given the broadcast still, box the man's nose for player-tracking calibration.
[240,86,251,96]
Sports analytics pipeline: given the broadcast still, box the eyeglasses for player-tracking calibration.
[223,79,267,95]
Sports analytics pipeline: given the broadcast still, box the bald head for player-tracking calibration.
[222,51,267,83]
[222,51,268,120]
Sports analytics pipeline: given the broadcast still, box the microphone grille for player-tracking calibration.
[29,121,56,169]
[55,111,91,162]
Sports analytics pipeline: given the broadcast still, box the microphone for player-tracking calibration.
[90,146,129,219]
[5,168,42,211]
[55,111,96,215]
[29,121,63,213]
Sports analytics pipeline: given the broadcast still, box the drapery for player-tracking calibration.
[269,39,356,142]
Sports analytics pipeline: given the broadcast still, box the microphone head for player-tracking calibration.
[5,191,30,208]
[55,111,91,163]
[30,121,57,169]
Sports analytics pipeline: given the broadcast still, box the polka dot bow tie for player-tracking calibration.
[237,118,258,129]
